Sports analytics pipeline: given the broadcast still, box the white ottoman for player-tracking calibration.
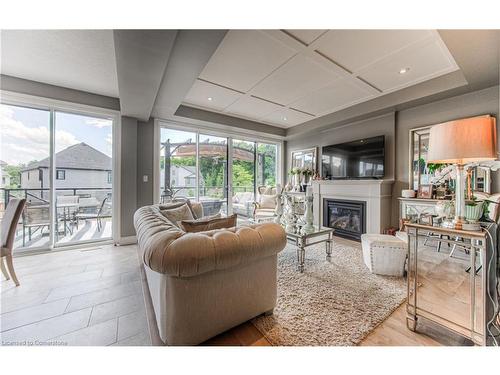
[361,234,407,276]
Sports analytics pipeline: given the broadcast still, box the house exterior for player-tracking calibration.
[160,165,202,194]
[20,143,112,191]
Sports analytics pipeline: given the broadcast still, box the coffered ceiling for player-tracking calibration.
[182,29,460,128]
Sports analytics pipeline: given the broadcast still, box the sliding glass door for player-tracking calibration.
[231,139,255,218]
[0,103,52,250]
[54,111,113,246]
[158,123,281,219]
[0,101,116,251]
[159,128,197,201]
[199,134,228,216]
[257,142,277,188]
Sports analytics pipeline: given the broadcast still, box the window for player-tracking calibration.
[56,169,66,180]
[107,171,112,183]
[158,123,281,218]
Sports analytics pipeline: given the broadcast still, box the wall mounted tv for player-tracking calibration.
[321,135,385,179]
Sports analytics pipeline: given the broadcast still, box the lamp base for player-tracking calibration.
[452,216,467,230]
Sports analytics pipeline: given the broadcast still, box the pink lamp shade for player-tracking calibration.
[427,116,497,164]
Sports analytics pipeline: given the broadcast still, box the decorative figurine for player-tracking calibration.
[301,191,314,235]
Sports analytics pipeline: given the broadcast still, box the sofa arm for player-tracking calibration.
[157,223,286,277]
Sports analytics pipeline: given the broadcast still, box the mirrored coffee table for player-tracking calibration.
[286,227,334,273]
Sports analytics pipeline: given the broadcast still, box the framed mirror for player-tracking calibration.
[291,147,317,171]
[409,126,491,193]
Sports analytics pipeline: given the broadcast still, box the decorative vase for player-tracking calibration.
[465,202,484,222]
[293,174,301,192]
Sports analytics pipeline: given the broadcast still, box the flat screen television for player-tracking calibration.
[321,135,385,179]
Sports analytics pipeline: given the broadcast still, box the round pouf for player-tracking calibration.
[361,234,407,277]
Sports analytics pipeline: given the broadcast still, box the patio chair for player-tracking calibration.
[56,195,79,235]
[2,198,26,286]
[74,197,100,229]
[22,204,51,246]
[75,197,109,231]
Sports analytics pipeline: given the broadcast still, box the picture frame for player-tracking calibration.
[417,184,433,199]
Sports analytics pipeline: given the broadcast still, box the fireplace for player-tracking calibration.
[323,199,366,241]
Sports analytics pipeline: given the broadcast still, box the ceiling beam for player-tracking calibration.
[152,30,227,119]
[113,30,177,121]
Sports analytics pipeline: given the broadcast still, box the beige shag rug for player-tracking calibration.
[251,238,406,346]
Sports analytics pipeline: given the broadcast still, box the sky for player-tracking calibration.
[0,104,112,165]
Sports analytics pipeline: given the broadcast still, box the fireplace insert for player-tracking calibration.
[323,199,366,241]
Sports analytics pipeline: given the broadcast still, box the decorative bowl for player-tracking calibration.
[401,189,416,198]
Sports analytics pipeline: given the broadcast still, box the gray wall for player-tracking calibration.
[392,85,499,225]
[120,116,138,237]
[137,118,155,208]
[284,85,500,229]
[286,112,396,180]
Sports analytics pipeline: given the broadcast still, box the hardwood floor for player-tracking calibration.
[2,240,473,346]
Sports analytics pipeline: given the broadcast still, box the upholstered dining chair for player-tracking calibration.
[1,198,26,286]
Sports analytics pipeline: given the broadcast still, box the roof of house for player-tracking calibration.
[22,143,112,172]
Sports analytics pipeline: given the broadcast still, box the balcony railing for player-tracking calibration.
[1,187,113,249]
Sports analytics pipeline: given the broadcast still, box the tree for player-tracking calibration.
[4,164,22,188]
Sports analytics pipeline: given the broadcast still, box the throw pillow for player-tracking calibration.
[160,203,194,227]
[168,198,199,219]
[259,194,276,209]
[180,214,237,233]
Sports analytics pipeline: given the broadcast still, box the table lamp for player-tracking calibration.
[427,115,497,229]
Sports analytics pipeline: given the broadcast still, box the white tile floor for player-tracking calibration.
[0,244,151,346]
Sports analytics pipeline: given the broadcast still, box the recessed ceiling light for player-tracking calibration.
[282,117,287,121]
[399,67,410,74]
[207,97,213,101]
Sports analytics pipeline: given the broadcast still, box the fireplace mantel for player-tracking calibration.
[312,179,394,235]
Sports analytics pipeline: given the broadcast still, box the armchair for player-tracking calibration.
[252,186,279,222]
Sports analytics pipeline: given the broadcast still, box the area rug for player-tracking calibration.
[251,239,406,346]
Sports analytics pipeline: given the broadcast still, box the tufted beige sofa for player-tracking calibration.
[133,203,286,345]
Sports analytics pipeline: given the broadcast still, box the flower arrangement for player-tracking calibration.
[301,168,314,176]
[289,167,302,175]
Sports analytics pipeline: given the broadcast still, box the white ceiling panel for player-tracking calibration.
[184,29,460,129]
[285,29,327,45]
[315,30,433,72]
[357,38,457,92]
[1,30,118,97]
[251,54,340,105]
[261,107,314,127]
[291,78,374,115]
[225,96,283,120]
[199,30,297,92]
[184,79,242,111]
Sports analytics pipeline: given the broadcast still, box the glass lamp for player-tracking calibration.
[427,116,497,229]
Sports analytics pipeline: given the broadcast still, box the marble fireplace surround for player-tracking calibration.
[312,180,394,235]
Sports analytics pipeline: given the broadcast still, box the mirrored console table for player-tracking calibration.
[405,223,495,346]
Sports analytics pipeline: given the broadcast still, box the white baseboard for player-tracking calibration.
[117,236,137,245]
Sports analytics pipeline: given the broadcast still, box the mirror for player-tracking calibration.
[409,127,491,193]
[291,147,317,172]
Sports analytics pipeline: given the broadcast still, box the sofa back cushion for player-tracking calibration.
[160,203,194,227]
[180,214,237,233]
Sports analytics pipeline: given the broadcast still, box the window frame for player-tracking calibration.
[56,169,66,180]
[154,119,283,213]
